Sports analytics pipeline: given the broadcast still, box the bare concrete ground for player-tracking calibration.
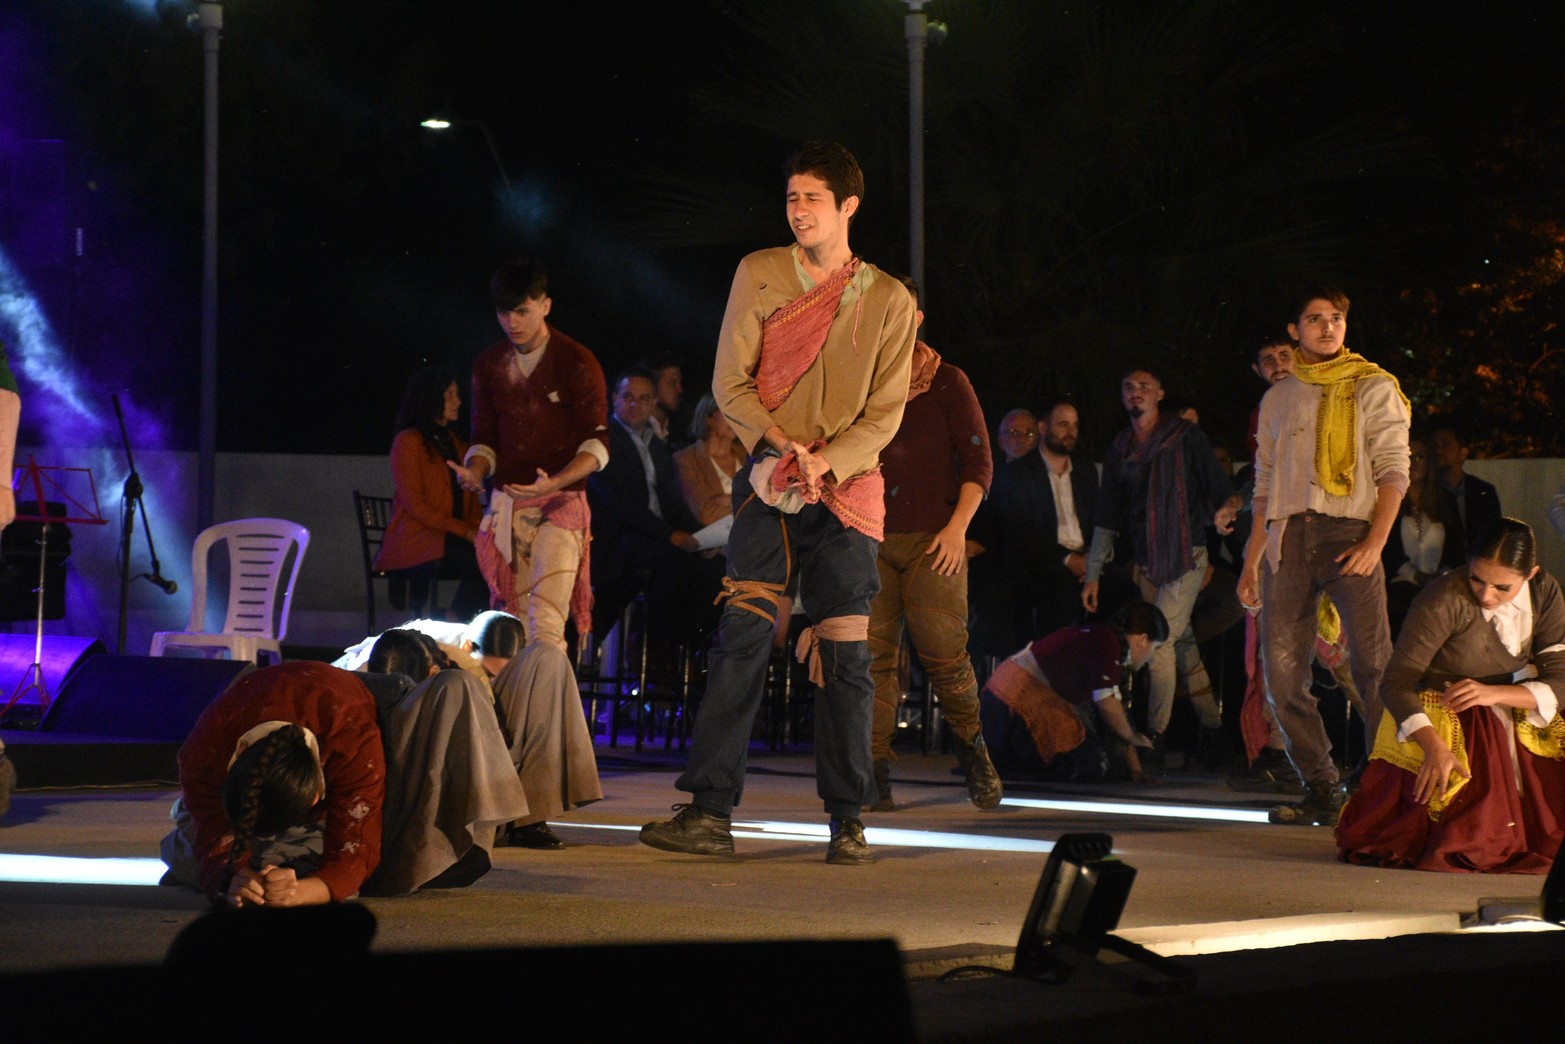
[1,747,1538,981]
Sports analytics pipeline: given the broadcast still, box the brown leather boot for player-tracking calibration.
[868,759,895,812]
[955,732,1003,810]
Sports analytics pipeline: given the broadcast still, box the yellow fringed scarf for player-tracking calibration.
[1292,349,1410,497]
[1369,691,1469,820]
[1370,691,1565,821]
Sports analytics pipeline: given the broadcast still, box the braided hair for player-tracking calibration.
[221,725,323,875]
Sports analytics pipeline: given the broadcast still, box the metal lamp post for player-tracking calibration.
[901,2,946,295]
[194,1,222,531]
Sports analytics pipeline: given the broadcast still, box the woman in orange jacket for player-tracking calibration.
[374,367,488,619]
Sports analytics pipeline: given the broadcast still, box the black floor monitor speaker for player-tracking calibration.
[41,655,255,740]
[1,656,254,787]
[0,633,105,719]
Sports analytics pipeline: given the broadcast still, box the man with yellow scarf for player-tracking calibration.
[1238,285,1411,825]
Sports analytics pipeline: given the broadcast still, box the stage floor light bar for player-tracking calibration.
[1000,796,1272,824]
[559,820,1056,853]
[0,854,167,886]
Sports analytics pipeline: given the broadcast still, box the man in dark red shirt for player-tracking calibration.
[866,277,999,812]
[453,260,610,652]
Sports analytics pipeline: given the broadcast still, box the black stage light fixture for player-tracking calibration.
[1014,832,1197,994]
[1541,835,1565,924]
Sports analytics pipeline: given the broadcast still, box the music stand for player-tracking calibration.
[0,457,107,719]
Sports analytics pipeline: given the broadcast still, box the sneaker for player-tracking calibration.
[826,816,872,865]
[954,733,1003,810]
[867,759,895,813]
[1269,779,1348,826]
[639,803,734,855]
[1227,748,1305,794]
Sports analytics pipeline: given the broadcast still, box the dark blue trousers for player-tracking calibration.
[676,465,880,819]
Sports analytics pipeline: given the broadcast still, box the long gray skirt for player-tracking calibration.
[369,669,530,895]
[492,643,602,826]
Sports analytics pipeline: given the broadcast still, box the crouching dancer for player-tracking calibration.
[980,601,1166,783]
[639,142,916,865]
[160,660,527,904]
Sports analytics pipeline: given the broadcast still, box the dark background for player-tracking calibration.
[1,0,1561,460]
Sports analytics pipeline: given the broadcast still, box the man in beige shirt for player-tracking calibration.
[1239,285,1410,825]
[640,142,916,865]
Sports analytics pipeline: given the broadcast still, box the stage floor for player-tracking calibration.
[2,746,1539,974]
[0,748,1552,1039]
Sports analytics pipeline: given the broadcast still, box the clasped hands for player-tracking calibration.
[226,865,310,909]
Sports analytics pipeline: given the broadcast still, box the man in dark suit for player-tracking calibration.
[975,398,1107,650]
[1429,422,1501,540]
[588,368,703,645]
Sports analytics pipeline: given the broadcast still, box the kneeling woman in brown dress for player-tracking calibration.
[1338,517,1565,873]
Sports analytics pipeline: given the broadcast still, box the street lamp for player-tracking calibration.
[192,1,221,531]
[902,2,947,295]
[420,117,512,193]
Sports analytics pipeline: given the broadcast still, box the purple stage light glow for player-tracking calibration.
[0,247,109,445]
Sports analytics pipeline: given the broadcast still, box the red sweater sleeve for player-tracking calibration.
[564,342,610,466]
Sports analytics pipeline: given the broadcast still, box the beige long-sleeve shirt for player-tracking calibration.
[1252,369,1410,566]
[712,246,916,484]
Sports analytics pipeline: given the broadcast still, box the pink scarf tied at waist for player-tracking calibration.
[754,442,886,542]
[474,488,593,644]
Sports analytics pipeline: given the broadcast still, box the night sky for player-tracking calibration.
[2,0,1562,460]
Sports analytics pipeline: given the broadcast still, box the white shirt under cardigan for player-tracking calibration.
[1397,581,1565,742]
[1251,368,1410,572]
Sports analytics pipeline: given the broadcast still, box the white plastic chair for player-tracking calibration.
[150,518,310,665]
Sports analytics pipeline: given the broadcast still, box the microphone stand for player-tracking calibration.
[114,394,177,655]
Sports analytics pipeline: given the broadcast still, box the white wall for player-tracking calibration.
[5,447,397,656]
[6,448,1562,660]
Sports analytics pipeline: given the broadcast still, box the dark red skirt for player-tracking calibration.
[1336,706,1565,874]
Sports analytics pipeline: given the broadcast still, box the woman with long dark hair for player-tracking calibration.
[1338,517,1565,872]
[374,366,487,620]
[1381,434,1465,637]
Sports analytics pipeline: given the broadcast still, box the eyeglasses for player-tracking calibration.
[1002,428,1038,440]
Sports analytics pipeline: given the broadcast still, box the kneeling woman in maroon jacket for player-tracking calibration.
[161,659,526,905]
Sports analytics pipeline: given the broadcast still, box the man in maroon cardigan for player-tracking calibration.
[452,260,610,652]
[866,277,1000,812]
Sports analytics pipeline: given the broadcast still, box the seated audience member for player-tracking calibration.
[672,394,742,633]
[1338,518,1565,873]
[477,610,604,849]
[994,407,1038,463]
[1382,433,1465,638]
[639,353,688,447]
[588,368,704,648]
[160,660,527,904]
[674,393,744,540]
[973,398,1118,653]
[1429,421,1501,538]
[374,367,488,620]
[979,601,1166,784]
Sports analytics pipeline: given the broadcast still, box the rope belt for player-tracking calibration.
[795,615,870,687]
